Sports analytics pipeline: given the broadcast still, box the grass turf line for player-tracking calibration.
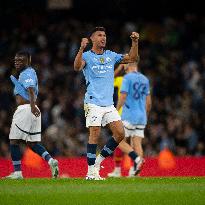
[0,177,204,205]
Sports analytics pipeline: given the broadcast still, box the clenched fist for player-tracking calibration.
[130,32,139,42]
[80,38,89,50]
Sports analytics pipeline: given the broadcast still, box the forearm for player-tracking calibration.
[117,101,123,111]
[146,107,151,117]
[116,94,127,111]
[28,88,36,108]
[146,96,152,117]
[128,40,138,62]
[114,64,125,77]
[120,40,139,64]
[74,48,84,71]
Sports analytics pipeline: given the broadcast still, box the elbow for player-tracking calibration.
[74,64,81,71]
[146,101,152,113]
[147,104,152,113]
[74,60,84,71]
[132,55,139,62]
[74,66,79,71]
[128,56,137,63]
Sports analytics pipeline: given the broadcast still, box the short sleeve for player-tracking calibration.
[115,53,123,64]
[109,50,123,64]
[82,52,88,62]
[20,72,36,89]
[145,79,150,96]
[120,76,130,94]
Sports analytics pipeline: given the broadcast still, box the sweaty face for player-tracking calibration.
[14,55,28,71]
[91,31,106,48]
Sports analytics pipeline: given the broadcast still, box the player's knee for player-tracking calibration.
[89,127,101,143]
[10,139,20,145]
[115,128,125,143]
[27,141,38,148]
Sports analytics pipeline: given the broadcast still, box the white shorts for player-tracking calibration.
[9,104,41,142]
[84,103,121,128]
[123,121,145,138]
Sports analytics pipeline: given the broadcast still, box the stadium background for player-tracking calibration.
[0,0,205,177]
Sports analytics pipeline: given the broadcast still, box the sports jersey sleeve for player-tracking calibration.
[145,79,150,96]
[110,51,123,64]
[120,76,130,94]
[83,52,89,62]
[115,53,123,64]
[20,72,36,89]
[115,54,123,64]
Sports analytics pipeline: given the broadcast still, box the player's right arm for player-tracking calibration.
[116,75,129,111]
[116,92,127,111]
[74,38,89,71]
[145,79,152,117]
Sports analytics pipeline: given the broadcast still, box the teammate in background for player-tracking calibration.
[74,27,139,180]
[108,62,151,177]
[4,51,59,179]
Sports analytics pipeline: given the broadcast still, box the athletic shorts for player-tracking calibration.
[9,104,41,142]
[84,103,121,128]
[122,121,145,138]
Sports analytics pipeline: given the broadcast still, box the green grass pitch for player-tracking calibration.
[0,177,205,205]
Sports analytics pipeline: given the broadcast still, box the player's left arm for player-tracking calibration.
[145,79,152,116]
[116,92,127,111]
[28,87,40,118]
[21,72,40,118]
[146,94,152,117]
[120,32,139,64]
[114,64,126,77]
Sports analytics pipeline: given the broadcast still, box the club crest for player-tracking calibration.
[99,57,105,64]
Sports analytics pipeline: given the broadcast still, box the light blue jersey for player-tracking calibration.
[121,71,150,125]
[82,50,123,106]
[10,67,38,101]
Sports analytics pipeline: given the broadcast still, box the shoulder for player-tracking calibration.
[124,73,133,79]
[105,50,117,56]
[123,73,131,82]
[20,67,36,78]
[82,51,92,62]
[105,50,112,54]
[83,50,91,57]
[139,72,149,83]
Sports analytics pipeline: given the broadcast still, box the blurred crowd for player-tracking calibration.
[0,13,205,158]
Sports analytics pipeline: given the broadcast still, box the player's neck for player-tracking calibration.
[17,66,28,74]
[91,46,104,55]
[128,68,138,73]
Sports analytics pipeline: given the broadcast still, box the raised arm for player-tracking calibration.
[120,32,139,64]
[74,38,89,71]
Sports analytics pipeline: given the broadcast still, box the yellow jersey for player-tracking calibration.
[114,76,123,115]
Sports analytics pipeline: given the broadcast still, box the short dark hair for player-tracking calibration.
[89,26,106,37]
[16,51,31,59]
[16,51,31,64]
